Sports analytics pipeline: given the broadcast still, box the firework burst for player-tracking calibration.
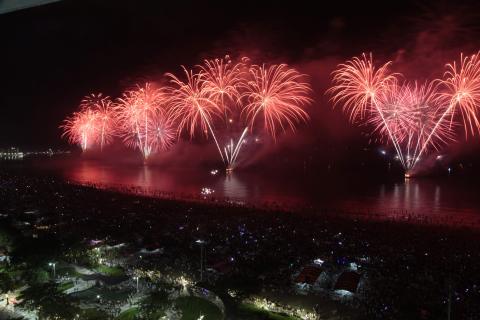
[148,111,176,152]
[80,94,117,150]
[166,67,223,138]
[199,55,243,108]
[438,52,480,136]
[240,63,312,140]
[116,83,169,159]
[328,53,398,123]
[198,56,247,169]
[373,82,455,170]
[61,56,314,169]
[329,54,459,173]
[61,107,98,151]
[166,67,227,164]
[412,52,480,170]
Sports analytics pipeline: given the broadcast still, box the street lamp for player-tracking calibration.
[48,262,56,279]
[133,276,139,293]
[195,240,206,282]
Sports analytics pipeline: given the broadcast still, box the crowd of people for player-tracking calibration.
[1,170,479,319]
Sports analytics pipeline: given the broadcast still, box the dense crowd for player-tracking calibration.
[1,170,479,319]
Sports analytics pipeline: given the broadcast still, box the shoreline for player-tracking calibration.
[72,179,480,231]
[5,156,480,230]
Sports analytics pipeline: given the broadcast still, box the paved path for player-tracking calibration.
[0,305,37,320]
[64,278,96,295]
[71,264,95,275]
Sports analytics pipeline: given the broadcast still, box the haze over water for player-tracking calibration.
[13,156,480,228]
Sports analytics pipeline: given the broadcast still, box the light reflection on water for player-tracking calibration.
[27,157,480,227]
[221,173,248,199]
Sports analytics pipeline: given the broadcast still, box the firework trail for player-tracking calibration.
[441,52,480,135]
[329,54,459,173]
[166,66,225,162]
[368,83,412,144]
[61,56,313,169]
[61,107,98,151]
[240,63,312,141]
[412,52,480,169]
[328,54,408,167]
[116,83,170,160]
[371,82,455,170]
[199,55,243,109]
[81,94,117,151]
[222,127,249,169]
[167,59,312,170]
[328,53,397,122]
[199,56,246,169]
[148,111,176,152]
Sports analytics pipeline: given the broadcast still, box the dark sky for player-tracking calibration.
[1,0,480,151]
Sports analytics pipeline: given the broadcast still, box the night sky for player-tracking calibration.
[1,0,480,158]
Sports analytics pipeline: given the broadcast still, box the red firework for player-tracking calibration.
[329,53,463,173]
[148,111,176,152]
[370,82,455,169]
[412,52,480,170]
[166,67,222,139]
[61,55,314,169]
[328,53,398,123]
[240,63,312,140]
[81,94,117,150]
[438,52,480,136]
[61,107,98,151]
[199,55,243,107]
[402,82,456,151]
[116,83,172,159]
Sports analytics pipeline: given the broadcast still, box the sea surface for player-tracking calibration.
[5,156,480,228]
